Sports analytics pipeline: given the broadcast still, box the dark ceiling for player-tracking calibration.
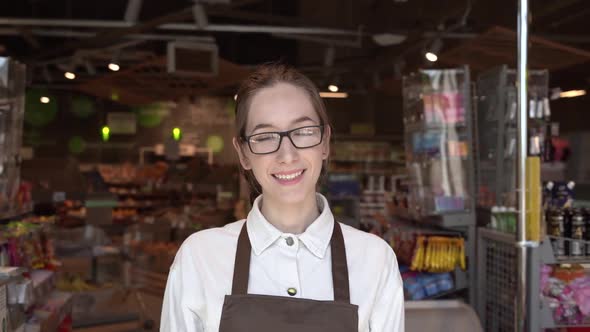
[0,0,589,97]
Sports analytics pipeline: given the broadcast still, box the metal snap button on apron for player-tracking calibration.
[287,287,297,296]
[285,237,294,246]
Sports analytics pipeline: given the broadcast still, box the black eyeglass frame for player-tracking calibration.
[241,125,325,155]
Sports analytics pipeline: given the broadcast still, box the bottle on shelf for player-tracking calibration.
[547,208,565,257]
[563,208,573,256]
[570,209,585,256]
[583,208,590,256]
[529,129,541,156]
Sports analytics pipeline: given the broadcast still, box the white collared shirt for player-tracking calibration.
[161,194,404,331]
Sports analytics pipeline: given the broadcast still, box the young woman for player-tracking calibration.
[161,64,404,331]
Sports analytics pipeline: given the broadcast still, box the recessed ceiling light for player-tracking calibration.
[64,71,76,80]
[40,96,50,104]
[108,62,120,72]
[328,85,339,92]
[559,89,586,98]
[372,33,407,46]
[425,52,438,62]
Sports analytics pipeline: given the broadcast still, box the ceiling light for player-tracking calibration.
[372,33,407,46]
[319,92,348,98]
[328,85,339,92]
[425,52,438,62]
[40,96,50,104]
[424,38,443,62]
[234,94,238,101]
[559,89,586,98]
[108,62,120,71]
[64,71,76,80]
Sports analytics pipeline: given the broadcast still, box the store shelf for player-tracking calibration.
[477,227,516,243]
[404,122,468,133]
[0,210,33,224]
[425,285,468,300]
[26,291,73,332]
[415,213,474,228]
[31,270,56,304]
[332,134,403,142]
[331,159,405,165]
[540,235,590,264]
[104,182,143,187]
[112,192,171,200]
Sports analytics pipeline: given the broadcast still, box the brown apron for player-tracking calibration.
[218,221,359,332]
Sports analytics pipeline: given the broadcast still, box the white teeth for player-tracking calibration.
[274,170,303,180]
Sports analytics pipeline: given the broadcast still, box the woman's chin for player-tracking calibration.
[265,187,315,206]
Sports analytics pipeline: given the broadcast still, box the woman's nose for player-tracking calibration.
[275,136,299,163]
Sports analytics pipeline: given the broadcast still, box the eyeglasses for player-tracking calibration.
[242,125,325,155]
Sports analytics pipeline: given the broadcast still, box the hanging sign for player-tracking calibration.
[107,112,137,134]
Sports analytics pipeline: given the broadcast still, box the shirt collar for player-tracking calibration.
[246,193,335,259]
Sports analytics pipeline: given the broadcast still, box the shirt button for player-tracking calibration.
[285,237,294,246]
[287,287,297,296]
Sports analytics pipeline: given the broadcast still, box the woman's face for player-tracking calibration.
[233,82,330,205]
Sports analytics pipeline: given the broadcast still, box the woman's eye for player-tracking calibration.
[251,134,276,143]
[295,129,317,136]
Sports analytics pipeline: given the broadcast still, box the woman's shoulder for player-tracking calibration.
[170,220,245,271]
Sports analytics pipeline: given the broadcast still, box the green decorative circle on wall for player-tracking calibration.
[206,135,224,153]
[134,103,168,128]
[70,96,95,118]
[24,89,58,127]
[68,136,86,154]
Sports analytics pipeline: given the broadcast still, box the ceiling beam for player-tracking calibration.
[0,17,362,36]
[205,7,348,30]
[534,0,583,22]
[24,7,195,62]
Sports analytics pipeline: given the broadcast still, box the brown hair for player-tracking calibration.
[234,63,331,200]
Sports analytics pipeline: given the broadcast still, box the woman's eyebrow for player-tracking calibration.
[250,116,316,133]
[291,116,316,125]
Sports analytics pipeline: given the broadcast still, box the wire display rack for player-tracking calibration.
[477,228,517,331]
[478,229,590,331]
[402,66,477,306]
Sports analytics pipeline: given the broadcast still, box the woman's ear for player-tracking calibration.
[322,125,331,160]
[233,137,252,170]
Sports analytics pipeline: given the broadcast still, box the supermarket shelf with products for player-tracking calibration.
[387,216,470,302]
[476,186,590,329]
[0,216,73,331]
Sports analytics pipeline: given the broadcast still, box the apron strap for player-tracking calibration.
[231,222,252,295]
[231,221,351,303]
[330,222,351,303]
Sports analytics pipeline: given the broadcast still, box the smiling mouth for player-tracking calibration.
[272,169,305,180]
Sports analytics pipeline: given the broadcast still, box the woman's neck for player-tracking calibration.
[260,193,320,234]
